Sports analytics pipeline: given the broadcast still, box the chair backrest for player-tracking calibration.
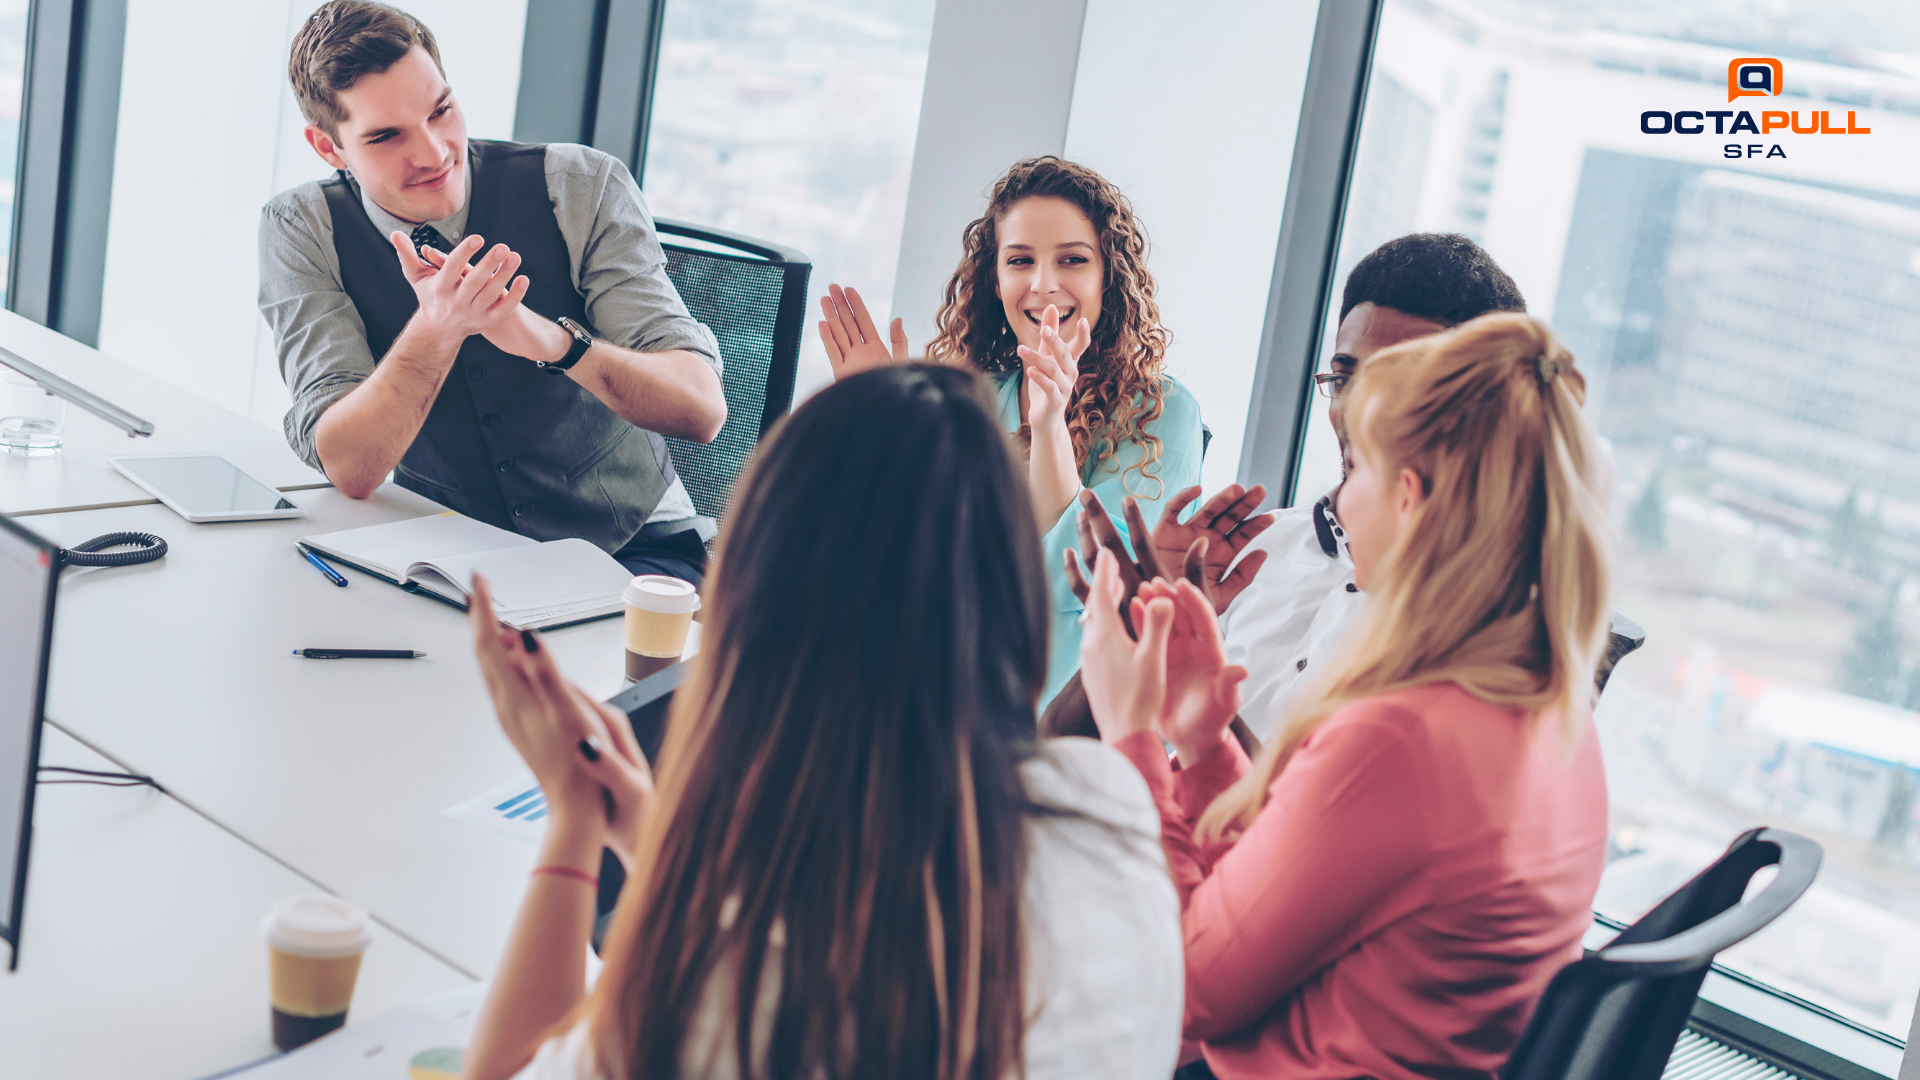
[1596,612,1646,697]
[593,662,688,952]
[654,218,812,526]
[1502,827,1822,1080]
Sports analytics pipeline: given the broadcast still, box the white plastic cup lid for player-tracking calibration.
[623,574,701,615]
[260,895,373,959]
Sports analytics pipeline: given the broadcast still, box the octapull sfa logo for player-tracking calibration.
[1639,57,1871,159]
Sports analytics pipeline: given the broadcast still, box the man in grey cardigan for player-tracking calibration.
[259,1,726,582]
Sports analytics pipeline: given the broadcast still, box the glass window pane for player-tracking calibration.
[1315,0,1920,1039]
[640,0,936,399]
[0,1,30,303]
[91,0,526,423]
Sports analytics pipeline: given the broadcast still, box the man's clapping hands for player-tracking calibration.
[389,231,572,365]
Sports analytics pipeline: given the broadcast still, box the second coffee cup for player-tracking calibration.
[624,575,700,680]
[261,895,373,1051]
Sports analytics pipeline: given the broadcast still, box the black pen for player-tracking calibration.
[293,649,428,659]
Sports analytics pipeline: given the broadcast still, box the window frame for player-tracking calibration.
[7,0,126,345]
[512,0,666,179]
[1235,0,1382,511]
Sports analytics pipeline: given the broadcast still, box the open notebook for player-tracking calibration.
[300,512,634,630]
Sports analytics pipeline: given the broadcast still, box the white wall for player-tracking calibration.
[95,0,527,428]
[1061,0,1319,494]
[889,0,1088,352]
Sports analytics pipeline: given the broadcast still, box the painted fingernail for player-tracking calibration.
[578,738,600,762]
[520,629,540,653]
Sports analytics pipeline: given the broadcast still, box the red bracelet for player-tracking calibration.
[532,865,599,887]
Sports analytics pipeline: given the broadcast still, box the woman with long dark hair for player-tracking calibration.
[818,157,1206,710]
[462,363,1182,1080]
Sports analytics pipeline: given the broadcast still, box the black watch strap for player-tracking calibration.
[540,317,594,372]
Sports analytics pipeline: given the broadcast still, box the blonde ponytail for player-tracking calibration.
[1197,313,1612,843]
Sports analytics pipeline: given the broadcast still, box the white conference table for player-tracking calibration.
[32,487,634,980]
[0,309,324,516]
[3,314,685,1076]
[1,726,471,1079]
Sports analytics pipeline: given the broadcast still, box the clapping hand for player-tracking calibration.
[818,284,908,380]
[1148,485,1276,613]
[468,574,654,865]
[389,232,534,344]
[1062,489,1172,636]
[1047,486,1269,754]
[1079,551,1174,746]
[1015,304,1086,434]
[1135,577,1248,767]
[409,239,571,365]
[1063,486,1275,619]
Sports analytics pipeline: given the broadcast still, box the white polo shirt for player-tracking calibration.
[1219,499,1367,741]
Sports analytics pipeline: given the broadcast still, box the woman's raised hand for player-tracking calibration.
[1016,303,1086,433]
[1079,550,1175,747]
[468,575,655,864]
[1137,577,1247,767]
[818,284,908,380]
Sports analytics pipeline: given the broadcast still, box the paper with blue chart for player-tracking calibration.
[441,773,547,844]
[193,983,484,1079]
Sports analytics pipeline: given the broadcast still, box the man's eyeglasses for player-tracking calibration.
[1313,372,1351,399]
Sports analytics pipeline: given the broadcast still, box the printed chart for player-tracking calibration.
[440,773,546,845]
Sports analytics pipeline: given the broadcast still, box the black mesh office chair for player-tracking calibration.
[655,218,811,527]
[1502,827,1821,1080]
[1596,613,1645,696]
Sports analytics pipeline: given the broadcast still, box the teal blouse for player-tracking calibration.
[992,370,1206,713]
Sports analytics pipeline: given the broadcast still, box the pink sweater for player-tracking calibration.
[1114,682,1607,1079]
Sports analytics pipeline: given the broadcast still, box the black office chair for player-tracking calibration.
[1597,613,1646,697]
[591,664,687,951]
[1502,827,1821,1080]
[655,218,812,527]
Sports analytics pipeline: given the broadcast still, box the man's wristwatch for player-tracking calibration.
[537,317,594,373]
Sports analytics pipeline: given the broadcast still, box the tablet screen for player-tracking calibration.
[115,456,296,515]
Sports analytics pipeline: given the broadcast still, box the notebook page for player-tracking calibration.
[302,512,533,583]
[415,538,631,616]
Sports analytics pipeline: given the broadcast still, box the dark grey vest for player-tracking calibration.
[321,140,673,552]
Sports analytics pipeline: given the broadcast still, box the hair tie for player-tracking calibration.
[1535,353,1569,384]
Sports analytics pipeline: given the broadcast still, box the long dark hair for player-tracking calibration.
[927,155,1172,494]
[587,364,1051,1079]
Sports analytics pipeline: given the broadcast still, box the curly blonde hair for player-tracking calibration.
[927,157,1171,494]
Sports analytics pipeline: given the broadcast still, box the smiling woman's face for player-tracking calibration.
[995,196,1104,354]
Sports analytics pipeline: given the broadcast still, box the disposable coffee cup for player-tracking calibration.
[261,895,373,1051]
[624,575,700,681]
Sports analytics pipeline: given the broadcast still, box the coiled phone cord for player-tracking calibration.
[58,531,168,568]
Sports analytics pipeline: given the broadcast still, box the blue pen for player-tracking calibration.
[297,544,349,587]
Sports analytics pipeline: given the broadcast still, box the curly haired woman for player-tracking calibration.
[819,156,1206,710]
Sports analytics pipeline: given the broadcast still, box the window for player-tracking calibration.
[640,0,937,399]
[0,0,29,303]
[91,0,527,424]
[1302,0,1920,1041]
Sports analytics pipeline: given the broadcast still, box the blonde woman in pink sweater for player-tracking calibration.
[1081,312,1614,1080]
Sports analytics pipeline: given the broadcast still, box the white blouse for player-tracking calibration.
[1217,502,1364,740]
[516,737,1184,1079]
